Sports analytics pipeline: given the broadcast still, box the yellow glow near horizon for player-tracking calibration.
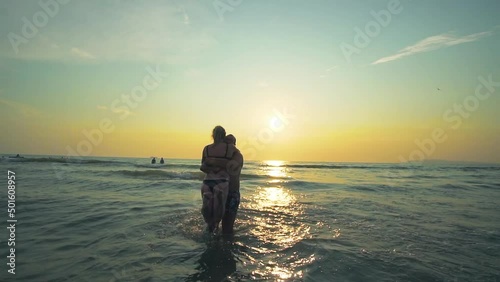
[6,119,497,163]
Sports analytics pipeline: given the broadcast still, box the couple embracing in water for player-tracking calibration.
[200,126,244,234]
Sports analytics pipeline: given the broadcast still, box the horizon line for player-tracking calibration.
[2,152,499,165]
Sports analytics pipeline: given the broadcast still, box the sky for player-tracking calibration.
[0,0,499,163]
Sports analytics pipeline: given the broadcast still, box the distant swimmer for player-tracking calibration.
[160,158,165,164]
[9,154,23,159]
[151,157,156,164]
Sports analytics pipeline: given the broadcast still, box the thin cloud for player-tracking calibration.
[320,65,338,78]
[257,81,269,88]
[184,69,201,77]
[182,8,190,25]
[111,107,136,116]
[372,30,494,65]
[326,66,338,72]
[71,47,96,59]
[97,104,135,116]
[0,98,42,117]
[0,2,218,64]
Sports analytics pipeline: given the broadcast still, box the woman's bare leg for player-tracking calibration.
[201,184,214,230]
[212,183,229,228]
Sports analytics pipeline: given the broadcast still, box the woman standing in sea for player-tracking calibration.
[199,126,237,232]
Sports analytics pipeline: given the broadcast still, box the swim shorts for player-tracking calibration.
[225,191,240,216]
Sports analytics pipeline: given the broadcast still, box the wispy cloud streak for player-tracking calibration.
[71,47,95,59]
[0,2,219,64]
[182,7,190,25]
[96,104,135,116]
[372,30,494,65]
[0,98,42,117]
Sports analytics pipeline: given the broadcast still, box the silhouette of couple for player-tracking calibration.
[200,126,244,234]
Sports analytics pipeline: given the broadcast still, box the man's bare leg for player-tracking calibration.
[222,191,240,234]
[222,212,237,234]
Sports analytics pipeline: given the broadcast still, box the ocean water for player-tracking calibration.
[0,156,499,282]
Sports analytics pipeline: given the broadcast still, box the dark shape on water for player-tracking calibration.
[9,154,24,159]
[185,239,237,281]
[151,157,156,164]
[160,157,165,164]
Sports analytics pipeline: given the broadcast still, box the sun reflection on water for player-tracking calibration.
[235,160,316,280]
[240,160,314,280]
[264,160,285,167]
[262,160,290,179]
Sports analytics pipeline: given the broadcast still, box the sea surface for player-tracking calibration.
[0,155,499,281]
